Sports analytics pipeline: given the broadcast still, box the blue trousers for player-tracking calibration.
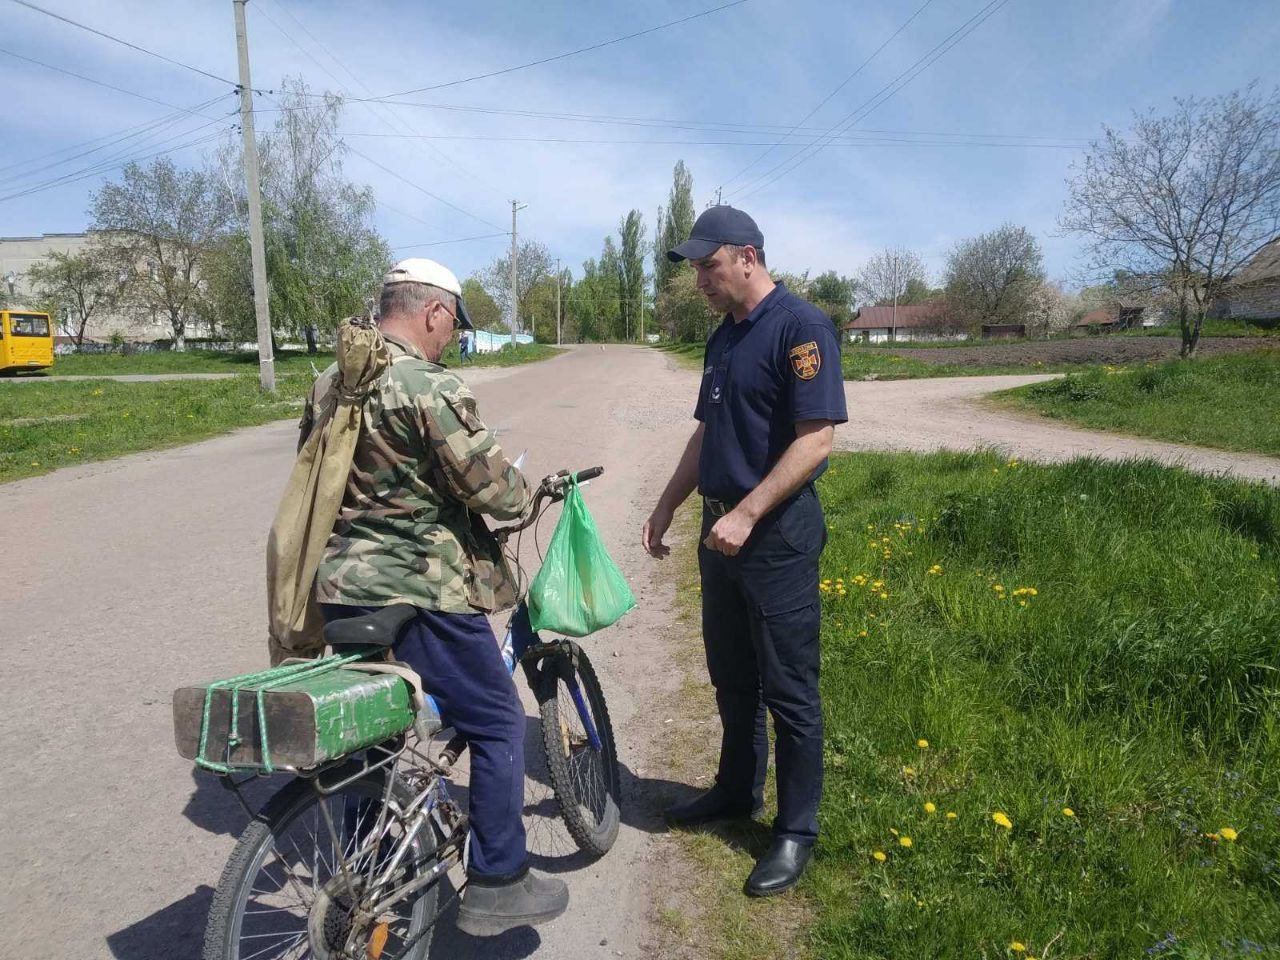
[321,603,527,879]
[698,487,826,844]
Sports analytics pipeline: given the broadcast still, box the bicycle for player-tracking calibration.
[190,467,622,960]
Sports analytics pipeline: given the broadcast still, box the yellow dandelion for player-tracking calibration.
[992,811,1013,830]
[946,811,957,820]
[993,584,1005,592]
[1010,943,1026,954]
[1062,807,1075,818]
[1018,600,1028,608]
[872,850,887,862]
[872,580,885,589]
[1220,827,1238,842]
[879,591,889,600]
[902,765,915,776]
[858,630,868,638]
[924,802,937,814]
[917,739,929,749]
[899,836,912,848]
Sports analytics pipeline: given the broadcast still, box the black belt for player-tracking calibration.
[703,484,813,518]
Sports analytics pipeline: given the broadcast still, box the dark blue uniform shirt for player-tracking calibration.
[694,282,848,501]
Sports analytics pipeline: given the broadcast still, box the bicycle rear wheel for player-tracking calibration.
[534,644,621,858]
[203,765,439,960]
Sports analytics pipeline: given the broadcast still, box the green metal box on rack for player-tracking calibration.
[173,656,416,773]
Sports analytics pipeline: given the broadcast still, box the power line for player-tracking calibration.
[0,94,228,182]
[343,143,507,232]
[720,0,938,192]
[253,0,506,201]
[0,45,232,115]
[729,0,1017,201]
[0,112,238,203]
[5,0,239,86]
[366,0,750,101]
[390,232,510,250]
[340,131,1084,149]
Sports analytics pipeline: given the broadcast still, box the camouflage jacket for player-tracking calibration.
[299,333,532,614]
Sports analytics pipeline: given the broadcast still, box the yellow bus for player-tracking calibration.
[0,310,54,374]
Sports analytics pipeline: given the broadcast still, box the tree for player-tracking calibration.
[1063,84,1280,357]
[213,78,390,342]
[1024,281,1081,339]
[943,224,1045,330]
[654,161,696,298]
[656,267,717,342]
[460,277,502,330]
[618,210,648,342]
[26,245,119,345]
[809,271,859,325]
[858,248,929,307]
[91,158,231,350]
[479,240,553,335]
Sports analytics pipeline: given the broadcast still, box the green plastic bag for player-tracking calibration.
[528,480,636,637]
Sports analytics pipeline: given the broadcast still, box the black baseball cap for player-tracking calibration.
[666,205,765,263]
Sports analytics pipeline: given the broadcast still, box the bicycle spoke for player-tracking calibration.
[239,930,307,960]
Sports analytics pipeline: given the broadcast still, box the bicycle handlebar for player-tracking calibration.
[492,465,605,537]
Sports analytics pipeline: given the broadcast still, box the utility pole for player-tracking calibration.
[553,258,562,346]
[232,0,274,392]
[508,200,526,347]
[891,255,899,344]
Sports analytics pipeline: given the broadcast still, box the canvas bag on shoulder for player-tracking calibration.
[265,317,389,665]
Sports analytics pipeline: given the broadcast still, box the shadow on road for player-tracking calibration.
[106,885,213,959]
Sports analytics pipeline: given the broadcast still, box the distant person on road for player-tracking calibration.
[642,206,847,897]
[298,257,569,936]
[458,326,472,363]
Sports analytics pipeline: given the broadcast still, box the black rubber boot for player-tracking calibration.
[664,786,764,828]
[456,867,569,937]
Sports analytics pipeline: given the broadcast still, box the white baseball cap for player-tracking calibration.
[382,257,474,329]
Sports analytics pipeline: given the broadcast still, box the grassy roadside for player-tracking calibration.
[991,350,1280,457]
[0,375,312,484]
[39,341,562,377]
[840,350,1085,381]
[655,451,1279,958]
[806,451,1279,958]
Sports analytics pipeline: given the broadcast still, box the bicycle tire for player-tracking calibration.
[535,645,621,858]
[203,766,438,960]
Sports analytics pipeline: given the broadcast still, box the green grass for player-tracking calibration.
[840,349,1087,381]
[797,451,1280,958]
[0,376,312,483]
[40,341,562,377]
[656,341,708,371]
[994,350,1280,457]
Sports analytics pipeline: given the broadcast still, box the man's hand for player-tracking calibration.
[703,507,756,557]
[642,504,675,559]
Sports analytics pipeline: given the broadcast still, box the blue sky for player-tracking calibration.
[2,0,1277,290]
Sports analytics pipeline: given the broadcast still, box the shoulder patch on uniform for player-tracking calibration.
[789,341,821,381]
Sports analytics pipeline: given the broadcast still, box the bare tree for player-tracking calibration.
[91,158,232,350]
[1062,84,1280,357]
[943,224,1045,330]
[25,244,120,345]
[858,248,928,308]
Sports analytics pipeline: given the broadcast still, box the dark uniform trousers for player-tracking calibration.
[699,485,826,844]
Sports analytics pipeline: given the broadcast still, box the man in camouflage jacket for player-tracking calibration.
[300,258,569,936]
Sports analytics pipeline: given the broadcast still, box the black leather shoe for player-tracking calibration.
[664,787,763,827]
[744,837,812,897]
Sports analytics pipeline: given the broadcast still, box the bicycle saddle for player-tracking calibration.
[323,604,416,650]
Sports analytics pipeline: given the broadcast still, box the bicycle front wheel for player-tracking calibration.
[535,644,621,858]
[203,766,438,960]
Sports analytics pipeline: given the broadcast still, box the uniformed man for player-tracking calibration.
[300,257,569,936]
[642,207,847,896]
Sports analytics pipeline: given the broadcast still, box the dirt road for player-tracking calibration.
[837,374,1280,484]
[3,348,1274,960]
